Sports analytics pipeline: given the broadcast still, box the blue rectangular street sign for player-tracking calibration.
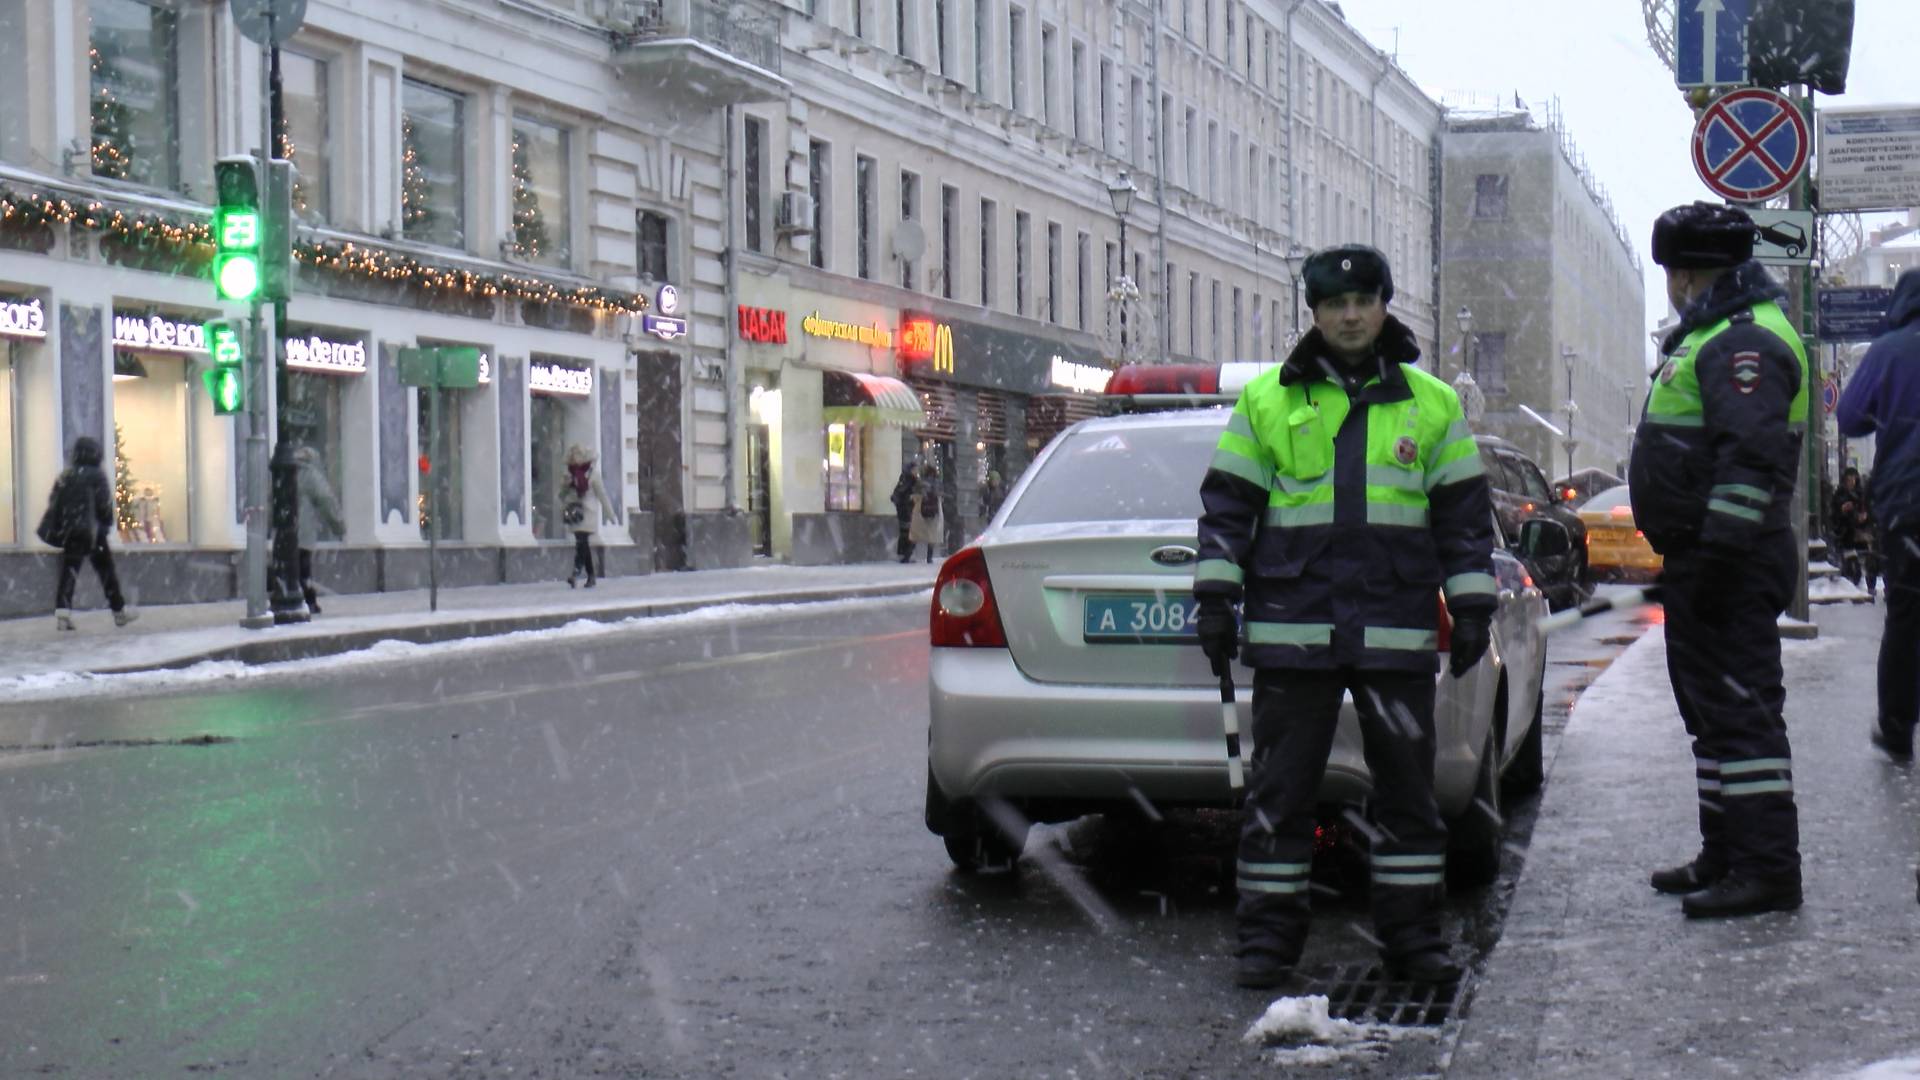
[1817,287,1893,343]
[1675,0,1750,89]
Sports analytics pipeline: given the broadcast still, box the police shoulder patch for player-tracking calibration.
[1730,351,1763,395]
[1393,435,1419,465]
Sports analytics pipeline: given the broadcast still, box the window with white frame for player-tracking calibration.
[278,51,330,220]
[941,184,957,298]
[1047,221,1061,324]
[899,169,920,290]
[90,0,180,190]
[1041,24,1058,128]
[809,139,830,269]
[1070,40,1085,142]
[401,79,467,248]
[856,153,876,279]
[1015,210,1030,317]
[1008,6,1026,112]
[743,115,768,252]
[1076,231,1090,330]
[637,210,672,281]
[979,197,996,306]
[509,116,570,268]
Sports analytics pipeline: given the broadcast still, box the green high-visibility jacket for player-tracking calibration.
[1195,318,1497,673]
[1630,265,1809,554]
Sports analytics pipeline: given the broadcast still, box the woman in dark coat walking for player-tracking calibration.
[43,436,134,630]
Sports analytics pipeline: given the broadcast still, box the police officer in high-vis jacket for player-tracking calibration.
[1193,245,1496,989]
[1633,202,1806,918]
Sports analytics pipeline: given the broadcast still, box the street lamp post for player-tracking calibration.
[1560,345,1580,478]
[1107,170,1137,356]
[1280,242,1309,347]
[1455,305,1474,383]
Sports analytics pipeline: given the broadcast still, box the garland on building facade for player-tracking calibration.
[0,181,648,315]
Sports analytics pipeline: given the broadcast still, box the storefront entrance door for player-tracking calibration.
[632,350,685,570]
[747,423,771,558]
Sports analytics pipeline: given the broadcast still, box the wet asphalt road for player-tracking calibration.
[0,592,1649,1078]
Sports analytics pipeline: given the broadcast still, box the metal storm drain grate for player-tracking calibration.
[1295,963,1470,1026]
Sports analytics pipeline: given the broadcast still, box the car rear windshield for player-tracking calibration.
[1583,485,1632,513]
[1003,422,1221,526]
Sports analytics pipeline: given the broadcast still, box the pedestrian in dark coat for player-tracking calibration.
[1826,466,1876,593]
[906,464,941,563]
[1193,244,1495,989]
[891,464,917,562]
[41,435,133,630]
[1632,202,1806,918]
[1838,266,1920,762]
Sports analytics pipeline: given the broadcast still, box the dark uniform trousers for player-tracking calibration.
[1659,532,1801,886]
[1237,667,1447,959]
[1878,526,1920,743]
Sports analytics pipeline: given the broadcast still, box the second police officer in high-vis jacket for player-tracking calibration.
[1193,245,1497,989]
[1633,202,1806,918]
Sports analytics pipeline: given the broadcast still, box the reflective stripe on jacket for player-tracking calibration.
[1632,264,1809,554]
[1195,318,1497,673]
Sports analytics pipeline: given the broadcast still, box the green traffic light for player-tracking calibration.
[215,253,261,301]
[203,366,244,414]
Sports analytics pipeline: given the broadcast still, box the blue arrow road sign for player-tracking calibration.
[1676,0,1750,89]
[1817,287,1893,343]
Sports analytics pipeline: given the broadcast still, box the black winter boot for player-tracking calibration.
[1650,858,1727,895]
[1385,947,1462,984]
[1680,873,1802,918]
[1234,940,1304,990]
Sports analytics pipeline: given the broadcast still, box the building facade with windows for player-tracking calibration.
[729,0,1445,559]
[1440,107,1645,479]
[0,0,753,615]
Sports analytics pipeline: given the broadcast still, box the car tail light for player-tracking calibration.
[1435,592,1453,653]
[931,547,1008,647]
[1105,364,1220,395]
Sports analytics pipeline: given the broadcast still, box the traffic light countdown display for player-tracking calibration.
[212,156,263,302]
[202,320,245,415]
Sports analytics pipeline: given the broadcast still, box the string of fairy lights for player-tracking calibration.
[0,181,649,316]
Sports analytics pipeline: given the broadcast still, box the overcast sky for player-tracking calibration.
[1344,0,1919,332]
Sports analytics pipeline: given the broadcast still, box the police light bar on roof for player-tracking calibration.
[1104,362,1278,397]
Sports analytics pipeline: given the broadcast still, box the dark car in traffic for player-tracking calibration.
[1475,435,1590,611]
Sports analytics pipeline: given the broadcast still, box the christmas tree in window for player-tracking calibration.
[113,422,138,541]
[509,133,551,263]
[90,46,137,182]
[401,116,436,241]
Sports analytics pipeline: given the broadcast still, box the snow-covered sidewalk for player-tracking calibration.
[1449,600,1920,1079]
[0,562,936,686]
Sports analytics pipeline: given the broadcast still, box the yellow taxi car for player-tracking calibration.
[1578,485,1663,582]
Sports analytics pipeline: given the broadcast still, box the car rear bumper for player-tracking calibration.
[927,648,1483,822]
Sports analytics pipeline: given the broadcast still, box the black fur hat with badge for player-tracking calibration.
[1651,202,1755,269]
[1302,244,1395,308]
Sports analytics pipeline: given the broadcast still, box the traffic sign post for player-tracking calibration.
[1676,0,1750,89]
[396,346,482,612]
[1691,87,1810,203]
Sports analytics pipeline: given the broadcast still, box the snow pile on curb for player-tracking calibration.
[0,593,930,702]
[1809,575,1872,603]
[1241,994,1432,1067]
[1835,1057,1920,1079]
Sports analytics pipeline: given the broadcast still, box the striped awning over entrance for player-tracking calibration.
[822,371,927,427]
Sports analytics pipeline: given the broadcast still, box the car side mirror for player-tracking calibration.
[1520,518,1573,559]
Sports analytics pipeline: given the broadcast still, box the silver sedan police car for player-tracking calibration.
[924,407,1548,885]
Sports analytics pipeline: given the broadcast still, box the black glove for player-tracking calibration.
[1195,598,1239,676]
[1448,615,1491,678]
[1690,546,1745,610]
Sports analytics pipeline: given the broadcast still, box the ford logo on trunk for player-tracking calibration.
[1149,545,1198,567]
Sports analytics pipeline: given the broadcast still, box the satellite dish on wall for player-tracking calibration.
[893,220,925,261]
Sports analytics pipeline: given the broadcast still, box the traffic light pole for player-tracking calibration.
[265,41,308,625]
[240,44,277,630]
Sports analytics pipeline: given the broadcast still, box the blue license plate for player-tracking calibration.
[1083,593,1203,644]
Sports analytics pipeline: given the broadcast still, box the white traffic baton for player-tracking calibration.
[1217,663,1246,793]
[1535,585,1664,635]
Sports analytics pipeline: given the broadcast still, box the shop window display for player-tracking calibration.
[0,343,14,544]
[530,393,582,540]
[283,370,345,541]
[416,388,463,540]
[824,422,865,512]
[111,351,190,544]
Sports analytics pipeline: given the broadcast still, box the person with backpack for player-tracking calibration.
[39,435,135,631]
[559,444,617,588]
[906,463,942,564]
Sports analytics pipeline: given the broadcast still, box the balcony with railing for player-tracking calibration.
[601,0,788,107]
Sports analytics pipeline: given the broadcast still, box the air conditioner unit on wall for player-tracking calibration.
[777,190,815,235]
